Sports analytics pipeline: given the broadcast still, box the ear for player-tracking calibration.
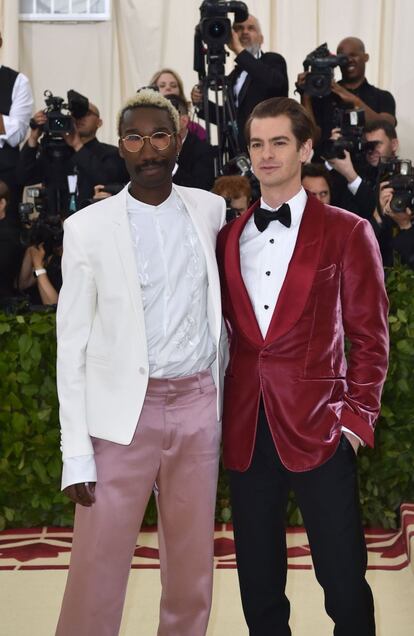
[391,138,399,155]
[0,197,7,217]
[364,53,369,64]
[175,132,183,155]
[300,138,313,164]
[118,139,125,159]
[96,118,103,130]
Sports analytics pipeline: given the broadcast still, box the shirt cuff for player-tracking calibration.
[347,175,362,195]
[61,454,97,491]
[341,426,365,446]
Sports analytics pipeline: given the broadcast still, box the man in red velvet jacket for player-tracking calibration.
[216,97,389,636]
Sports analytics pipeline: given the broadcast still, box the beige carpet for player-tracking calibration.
[1,504,413,635]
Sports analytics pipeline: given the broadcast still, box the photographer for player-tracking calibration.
[326,119,399,219]
[297,37,396,160]
[372,173,414,269]
[212,174,252,218]
[191,13,288,153]
[301,163,332,204]
[0,180,23,300]
[17,219,63,306]
[164,94,215,190]
[17,100,128,213]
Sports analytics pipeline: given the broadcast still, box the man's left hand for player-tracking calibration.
[331,81,358,108]
[227,28,244,55]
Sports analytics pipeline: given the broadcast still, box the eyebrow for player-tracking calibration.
[250,135,290,143]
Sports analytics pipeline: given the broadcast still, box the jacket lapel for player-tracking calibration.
[237,73,251,107]
[224,200,264,346]
[264,195,325,343]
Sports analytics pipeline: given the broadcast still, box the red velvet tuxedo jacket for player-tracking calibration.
[216,194,389,472]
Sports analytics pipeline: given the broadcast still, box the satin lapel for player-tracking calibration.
[111,187,147,342]
[264,196,325,343]
[224,200,264,346]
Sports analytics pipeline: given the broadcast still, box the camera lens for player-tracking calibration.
[313,77,325,89]
[208,20,226,39]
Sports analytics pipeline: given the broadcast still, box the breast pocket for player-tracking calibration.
[312,264,337,286]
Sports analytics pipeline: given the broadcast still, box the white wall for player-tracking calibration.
[1,0,413,157]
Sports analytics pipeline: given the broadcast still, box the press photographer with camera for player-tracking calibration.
[325,119,399,220]
[17,93,128,215]
[371,159,414,268]
[297,37,396,160]
[191,7,288,155]
[17,207,63,306]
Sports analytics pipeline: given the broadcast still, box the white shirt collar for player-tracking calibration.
[126,188,176,213]
[260,186,307,228]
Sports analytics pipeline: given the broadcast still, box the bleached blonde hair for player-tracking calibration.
[117,88,180,137]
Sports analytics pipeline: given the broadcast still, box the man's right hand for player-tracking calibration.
[296,71,308,89]
[191,84,203,107]
[28,110,47,147]
[63,482,96,507]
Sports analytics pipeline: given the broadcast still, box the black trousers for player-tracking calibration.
[229,405,375,636]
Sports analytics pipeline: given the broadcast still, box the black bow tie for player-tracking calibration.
[254,203,291,232]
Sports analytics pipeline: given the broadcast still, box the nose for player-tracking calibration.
[262,142,276,159]
[139,136,159,160]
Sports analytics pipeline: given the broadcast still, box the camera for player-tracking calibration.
[321,108,377,162]
[198,0,248,47]
[194,0,248,79]
[302,43,348,98]
[18,188,63,255]
[378,158,414,213]
[30,89,89,136]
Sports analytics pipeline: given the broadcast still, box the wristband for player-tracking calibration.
[33,268,47,278]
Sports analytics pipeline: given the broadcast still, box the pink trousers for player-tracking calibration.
[55,369,220,636]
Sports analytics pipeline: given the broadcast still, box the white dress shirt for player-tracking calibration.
[239,186,362,446]
[240,187,307,338]
[0,67,33,148]
[61,188,215,489]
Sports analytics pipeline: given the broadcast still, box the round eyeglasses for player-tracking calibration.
[121,131,174,153]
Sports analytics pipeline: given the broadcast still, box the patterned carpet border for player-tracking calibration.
[1,504,413,572]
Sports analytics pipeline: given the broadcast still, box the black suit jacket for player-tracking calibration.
[199,49,288,153]
[230,50,288,150]
[173,131,215,191]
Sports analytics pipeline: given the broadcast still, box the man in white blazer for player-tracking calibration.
[55,89,227,636]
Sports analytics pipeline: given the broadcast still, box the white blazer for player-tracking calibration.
[56,184,227,460]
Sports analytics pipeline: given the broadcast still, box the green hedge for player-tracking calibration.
[1,264,414,531]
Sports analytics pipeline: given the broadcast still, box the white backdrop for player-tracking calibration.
[1,0,413,157]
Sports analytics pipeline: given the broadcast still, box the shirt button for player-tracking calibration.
[264,305,269,310]
[139,367,146,375]
[265,271,271,276]
[269,238,275,244]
